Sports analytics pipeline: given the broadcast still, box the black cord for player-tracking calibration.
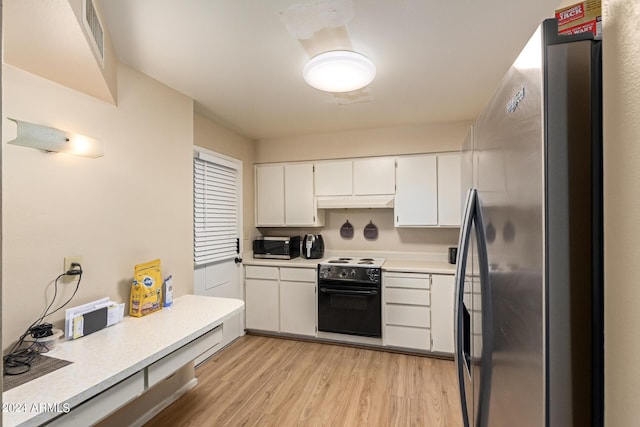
[3,267,83,376]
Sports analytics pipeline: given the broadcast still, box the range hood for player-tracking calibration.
[316,195,395,209]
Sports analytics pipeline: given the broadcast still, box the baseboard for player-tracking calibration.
[128,377,198,427]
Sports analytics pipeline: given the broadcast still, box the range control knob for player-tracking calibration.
[340,269,348,278]
[350,269,357,277]
[366,268,380,281]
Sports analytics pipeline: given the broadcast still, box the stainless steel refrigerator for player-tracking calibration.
[454,19,603,427]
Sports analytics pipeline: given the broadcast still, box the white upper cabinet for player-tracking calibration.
[256,153,458,228]
[284,163,318,226]
[353,157,396,195]
[255,164,285,226]
[395,155,438,227]
[315,157,396,197]
[437,153,462,227]
[314,160,353,196]
[395,152,462,227]
[255,163,323,227]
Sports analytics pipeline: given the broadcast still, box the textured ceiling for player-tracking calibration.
[100,0,562,140]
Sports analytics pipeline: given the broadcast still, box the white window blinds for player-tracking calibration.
[193,156,239,266]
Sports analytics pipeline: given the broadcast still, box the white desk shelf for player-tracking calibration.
[3,295,244,427]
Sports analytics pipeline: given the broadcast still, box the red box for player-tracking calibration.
[558,17,602,37]
[556,0,601,37]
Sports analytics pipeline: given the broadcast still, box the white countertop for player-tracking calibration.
[3,295,244,427]
[243,252,456,275]
[243,255,323,268]
[382,259,456,275]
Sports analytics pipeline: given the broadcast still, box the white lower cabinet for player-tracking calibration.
[245,278,279,331]
[430,274,455,354]
[245,265,316,337]
[280,280,316,336]
[383,271,455,355]
[245,265,453,354]
[383,272,431,351]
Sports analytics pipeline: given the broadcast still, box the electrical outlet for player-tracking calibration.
[64,256,83,274]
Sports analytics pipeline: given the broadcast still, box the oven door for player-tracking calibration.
[317,281,381,337]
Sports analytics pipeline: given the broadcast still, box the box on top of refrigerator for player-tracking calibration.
[555,0,602,37]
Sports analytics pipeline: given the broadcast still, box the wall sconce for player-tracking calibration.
[7,118,104,158]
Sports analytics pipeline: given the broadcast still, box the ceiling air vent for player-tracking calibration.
[84,0,104,62]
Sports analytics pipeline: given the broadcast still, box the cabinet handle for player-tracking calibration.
[319,288,378,296]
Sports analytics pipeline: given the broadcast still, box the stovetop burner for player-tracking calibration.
[321,257,386,268]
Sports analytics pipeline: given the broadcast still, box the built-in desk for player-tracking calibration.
[3,295,244,427]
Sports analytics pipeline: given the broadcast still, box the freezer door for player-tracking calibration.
[454,189,493,427]
[473,24,545,427]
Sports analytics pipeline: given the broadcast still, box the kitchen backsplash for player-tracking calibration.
[257,208,458,256]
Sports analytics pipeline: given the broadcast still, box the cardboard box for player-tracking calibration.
[556,0,602,37]
[559,17,602,37]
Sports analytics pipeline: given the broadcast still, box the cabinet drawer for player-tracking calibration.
[147,326,223,387]
[385,325,431,350]
[384,273,431,289]
[245,265,279,280]
[48,371,145,426]
[385,304,430,328]
[385,287,430,306]
[280,267,316,282]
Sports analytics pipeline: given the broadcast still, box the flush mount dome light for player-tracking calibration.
[303,50,376,93]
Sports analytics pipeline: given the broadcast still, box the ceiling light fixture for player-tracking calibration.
[303,50,376,93]
[7,118,104,158]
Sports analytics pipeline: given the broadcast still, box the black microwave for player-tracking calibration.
[253,236,301,259]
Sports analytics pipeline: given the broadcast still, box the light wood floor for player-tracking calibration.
[144,335,462,426]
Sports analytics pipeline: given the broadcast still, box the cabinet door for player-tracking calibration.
[430,274,455,353]
[280,280,316,336]
[285,163,317,226]
[314,160,353,196]
[394,155,438,226]
[437,153,462,226]
[245,279,279,331]
[353,157,396,195]
[255,165,285,226]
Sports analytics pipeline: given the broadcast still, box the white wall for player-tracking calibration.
[255,121,470,164]
[194,113,255,247]
[602,0,640,425]
[2,63,194,350]
[261,210,459,259]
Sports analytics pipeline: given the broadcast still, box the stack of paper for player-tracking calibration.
[64,298,125,339]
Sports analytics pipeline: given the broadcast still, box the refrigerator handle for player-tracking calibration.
[454,188,476,427]
[474,193,493,427]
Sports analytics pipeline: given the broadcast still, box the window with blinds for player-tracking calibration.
[193,155,240,266]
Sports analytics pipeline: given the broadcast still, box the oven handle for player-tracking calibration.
[319,287,379,296]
